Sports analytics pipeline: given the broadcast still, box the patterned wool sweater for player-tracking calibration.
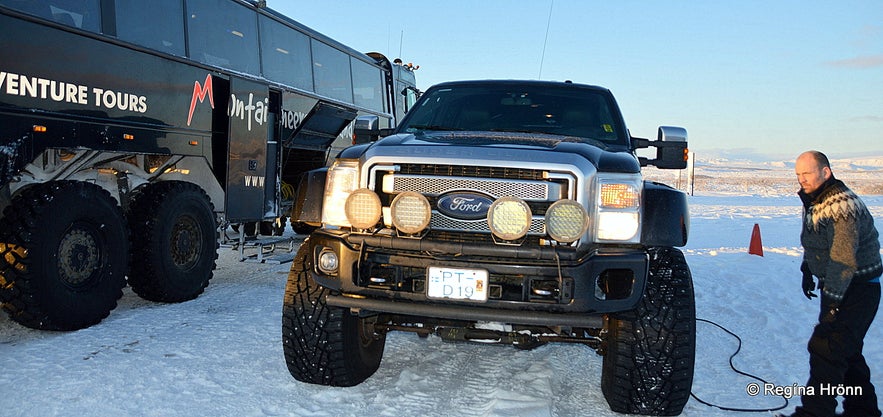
[799,178,882,306]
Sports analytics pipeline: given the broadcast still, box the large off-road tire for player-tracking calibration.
[127,181,218,302]
[282,244,385,386]
[601,247,696,416]
[0,181,128,330]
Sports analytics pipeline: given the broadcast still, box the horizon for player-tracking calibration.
[274,1,882,160]
[694,148,883,163]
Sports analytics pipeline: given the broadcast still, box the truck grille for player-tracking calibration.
[399,164,545,180]
[392,176,551,200]
[430,215,546,234]
[376,163,574,236]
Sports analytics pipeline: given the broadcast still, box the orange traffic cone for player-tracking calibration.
[749,223,763,256]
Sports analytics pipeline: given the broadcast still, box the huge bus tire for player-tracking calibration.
[601,247,695,416]
[0,181,128,330]
[127,181,218,302]
[282,244,385,386]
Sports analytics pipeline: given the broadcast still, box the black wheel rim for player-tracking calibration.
[56,223,103,289]
[358,318,378,348]
[170,214,202,269]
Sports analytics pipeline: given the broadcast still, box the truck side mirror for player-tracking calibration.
[353,115,381,144]
[633,126,688,169]
[654,126,688,169]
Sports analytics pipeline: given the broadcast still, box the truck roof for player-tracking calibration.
[426,79,612,93]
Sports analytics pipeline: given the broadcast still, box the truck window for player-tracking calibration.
[400,84,625,144]
[115,0,185,56]
[259,14,313,92]
[186,0,259,74]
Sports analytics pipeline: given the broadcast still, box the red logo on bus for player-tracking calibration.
[187,74,214,126]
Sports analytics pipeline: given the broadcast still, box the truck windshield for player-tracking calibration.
[399,84,627,145]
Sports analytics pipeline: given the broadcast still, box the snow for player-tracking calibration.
[2,163,883,417]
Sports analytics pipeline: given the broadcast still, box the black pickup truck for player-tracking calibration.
[283,79,694,416]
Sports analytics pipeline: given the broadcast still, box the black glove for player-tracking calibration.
[801,266,817,300]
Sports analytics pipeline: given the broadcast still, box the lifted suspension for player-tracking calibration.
[379,323,603,351]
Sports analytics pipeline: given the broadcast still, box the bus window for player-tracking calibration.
[0,0,100,32]
[351,59,383,113]
[404,87,418,113]
[115,0,185,56]
[186,0,259,74]
[311,39,353,104]
[259,14,312,92]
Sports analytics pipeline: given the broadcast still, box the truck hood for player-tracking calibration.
[346,131,640,174]
[382,131,601,148]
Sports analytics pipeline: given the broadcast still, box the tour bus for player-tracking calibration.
[0,0,418,330]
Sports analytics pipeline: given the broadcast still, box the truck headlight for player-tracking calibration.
[600,183,640,209]
[595,176,642,242]
[596,211,639,241]
[488,197,531,241]
[545,199,588,243]
[322,160,360,227]
[390,191,431,234]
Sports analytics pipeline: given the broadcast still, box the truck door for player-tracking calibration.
[225,77,270,222]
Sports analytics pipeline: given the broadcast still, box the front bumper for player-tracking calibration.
[306,230,649,328]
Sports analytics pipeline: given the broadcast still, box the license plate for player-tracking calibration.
[427,266,488,302]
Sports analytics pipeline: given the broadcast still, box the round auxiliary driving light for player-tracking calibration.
[545,199,588,243]
[487,196,532,241]
[390,191,431,234]
[344,188,382,229]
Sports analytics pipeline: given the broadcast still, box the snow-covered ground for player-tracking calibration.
[2,162,883,417]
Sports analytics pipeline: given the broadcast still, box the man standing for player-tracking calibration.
[780,151,882,417]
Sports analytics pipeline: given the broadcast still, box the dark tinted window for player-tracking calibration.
[351,59,383,112]
[259,15,312,91]
[1,0,100,32]
[400,84,626,144]
[115,0,185,56]
[311,39,352,104]
[187,0,259,74]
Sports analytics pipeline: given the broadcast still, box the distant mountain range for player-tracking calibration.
[693,150,883,170]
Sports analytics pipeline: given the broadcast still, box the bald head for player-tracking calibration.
[795,151,832,194]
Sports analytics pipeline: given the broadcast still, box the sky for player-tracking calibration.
[273,1,883,161]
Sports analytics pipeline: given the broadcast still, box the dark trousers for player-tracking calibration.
[799,282,881,417]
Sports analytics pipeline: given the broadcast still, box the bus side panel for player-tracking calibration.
[0,12,217,158]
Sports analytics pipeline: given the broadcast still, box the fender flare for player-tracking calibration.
[293,167,328,225]
[641,181,689,247]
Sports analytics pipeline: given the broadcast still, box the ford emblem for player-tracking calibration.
[437,192,494,220]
